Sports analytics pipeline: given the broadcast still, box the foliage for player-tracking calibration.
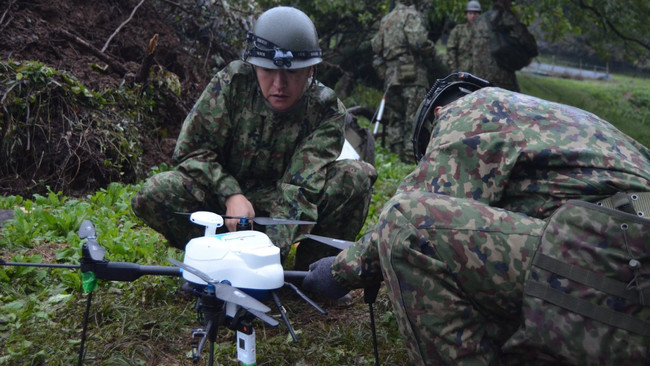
[0,179,409,365]
[0,60,148,197]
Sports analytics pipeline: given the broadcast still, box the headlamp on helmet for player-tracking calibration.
[242,6,322,70]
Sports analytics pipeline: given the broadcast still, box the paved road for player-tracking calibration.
[523,61,611,80]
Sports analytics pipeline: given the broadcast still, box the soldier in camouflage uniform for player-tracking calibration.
[371,0,433,162]
[131,6,377,271]
[472,0,538,91]
[303,75,650,364]
[445,0,481,73]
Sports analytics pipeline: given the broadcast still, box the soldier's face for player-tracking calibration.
[466,11,480,23]
[255,66,313,111]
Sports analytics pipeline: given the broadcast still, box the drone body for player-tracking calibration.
[182,229,284,295]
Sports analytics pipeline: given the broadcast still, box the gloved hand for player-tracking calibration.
[302,256,349,300]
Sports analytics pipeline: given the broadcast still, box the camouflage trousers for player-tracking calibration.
[381,84,427,163]
[375,191,545,364]
[132,159,377,269]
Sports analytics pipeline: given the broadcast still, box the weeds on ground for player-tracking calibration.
[0,150,414,365]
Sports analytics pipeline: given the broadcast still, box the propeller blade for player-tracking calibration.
[83,238,106,262]
[168,257,212,284]
[247,308,279,327]
[222,215,315,226]
[169,257,271,313]
[304,234,354,250]
[78,219,97,239]
[211,283,271,313]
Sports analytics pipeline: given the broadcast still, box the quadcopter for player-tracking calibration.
[1,211,381,365]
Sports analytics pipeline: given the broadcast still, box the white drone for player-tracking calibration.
[170,211,331,365]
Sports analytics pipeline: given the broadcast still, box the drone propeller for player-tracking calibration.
[78,220,106,262]
[78,219,97,239]
[168,258,271,313]
[174,212,314,226]
[222,215,315,226]
[304,234,354,250]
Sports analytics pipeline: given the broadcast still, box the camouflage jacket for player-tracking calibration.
[333,87,650,289]
[173,60,346,251]
[371,3,430,87]
[446,22,475,73]
[471,5,538,91]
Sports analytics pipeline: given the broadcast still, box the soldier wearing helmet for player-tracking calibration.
[303,72,650,364]
[471,0,538,91]
[371,1,435,163]
[446,0,482,73]
[132,6,377,273]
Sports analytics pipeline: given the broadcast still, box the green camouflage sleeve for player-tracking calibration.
[173,62,242,206]
[332,229,384,289]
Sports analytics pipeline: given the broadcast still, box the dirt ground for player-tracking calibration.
[1,0,240,180]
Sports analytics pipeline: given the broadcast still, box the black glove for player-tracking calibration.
[302,256,349,300]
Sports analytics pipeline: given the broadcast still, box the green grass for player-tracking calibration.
[2,72,650,365]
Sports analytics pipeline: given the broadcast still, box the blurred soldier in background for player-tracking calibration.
[446,0,481,73]
[371,0,435,162]
[472,0,538,91]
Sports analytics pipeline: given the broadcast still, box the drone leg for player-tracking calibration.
[283,282,327,315]
[77,291,93,366]
[271,291,298,343]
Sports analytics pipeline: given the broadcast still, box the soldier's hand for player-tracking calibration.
[302,256,349,299]
[224,194,255,231]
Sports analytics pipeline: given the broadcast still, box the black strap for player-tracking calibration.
[533,253,650,305]
[525,280,650,337]
[245,33,321,68]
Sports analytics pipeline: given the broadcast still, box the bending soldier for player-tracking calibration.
[304,73,650,364]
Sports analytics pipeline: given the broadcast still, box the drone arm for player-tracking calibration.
[82,261,181,281]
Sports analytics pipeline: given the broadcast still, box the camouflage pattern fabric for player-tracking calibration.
[371,2,430,162]
[131,60,377,266]
[446,22,475,73]
[472,5,538,91]
[503,200,650,365]
[332,87,650,364]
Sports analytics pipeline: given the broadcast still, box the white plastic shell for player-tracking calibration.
[182,230,284,290]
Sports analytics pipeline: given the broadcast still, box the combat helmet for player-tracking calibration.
[412,72,492,162]
[466,0,481,12]
[243,6,322,69]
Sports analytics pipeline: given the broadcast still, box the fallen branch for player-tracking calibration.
[57,29,129,75]
[101,0,147,53]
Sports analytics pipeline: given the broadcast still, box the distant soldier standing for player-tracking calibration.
[446,0,481,73]
[472,0,538,91]
[371,0,433,162]
[131,6,377,272]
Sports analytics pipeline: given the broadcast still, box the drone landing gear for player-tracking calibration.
[188,280,327,365]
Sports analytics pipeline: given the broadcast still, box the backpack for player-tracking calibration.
[488,10,531,72]
[504,194,650,364]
